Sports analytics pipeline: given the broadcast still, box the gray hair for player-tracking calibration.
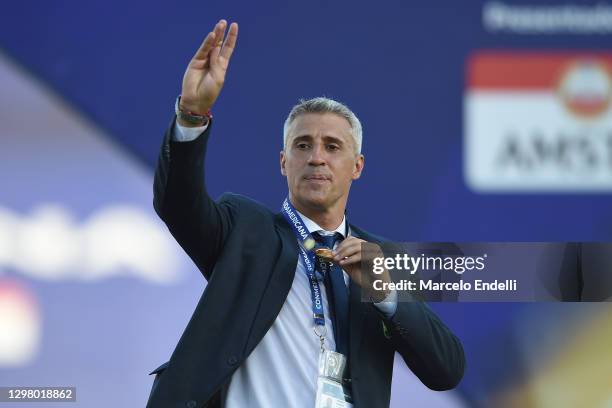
[283,97,363,154]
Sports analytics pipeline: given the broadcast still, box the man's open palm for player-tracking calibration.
[180,19,238,114]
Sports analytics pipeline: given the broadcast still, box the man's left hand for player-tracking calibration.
[333,237,391,302]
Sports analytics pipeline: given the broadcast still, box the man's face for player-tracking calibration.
[280,112,364,212]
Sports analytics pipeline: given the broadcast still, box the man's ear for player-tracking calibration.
[280,150,287,176]
[352,154,365,180]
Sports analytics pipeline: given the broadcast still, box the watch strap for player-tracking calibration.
[175,96,212,126]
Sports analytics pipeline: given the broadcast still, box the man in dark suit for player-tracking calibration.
[147,19,465,408]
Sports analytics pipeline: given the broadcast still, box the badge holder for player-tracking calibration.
[314,328,353,408]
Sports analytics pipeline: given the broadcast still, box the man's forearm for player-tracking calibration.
[386,302,465,391]
[153,118,236,277]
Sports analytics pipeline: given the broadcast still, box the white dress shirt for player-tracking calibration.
[172,122,397,408]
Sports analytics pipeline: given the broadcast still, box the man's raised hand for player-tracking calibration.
[179,19,238,117]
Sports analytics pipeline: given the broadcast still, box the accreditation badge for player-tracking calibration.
[315,350,353,408]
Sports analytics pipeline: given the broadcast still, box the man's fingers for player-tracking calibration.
[338,252,361,265]
[192,31,216,62]
[190,18,226,64]
[333,246,357,261]
[212,20,238,70]
[334,240,363,262]
[210,43,222,66]
[214,19,227,46]
[334,238,363,253]
[190,19,236,72]
[210,20,227,67]
[220,22,238,61]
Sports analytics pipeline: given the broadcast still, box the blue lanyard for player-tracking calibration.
[281,198,327,327]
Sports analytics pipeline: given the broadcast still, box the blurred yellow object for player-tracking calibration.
[303,237,315,251]
[494,304,612,408]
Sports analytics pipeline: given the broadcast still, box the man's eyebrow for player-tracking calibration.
[291,134,345,144]
[322,135,345,144]
[292,134,313,142]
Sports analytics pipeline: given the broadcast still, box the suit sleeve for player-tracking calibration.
[153,117,239,280]
[382,301,465,391]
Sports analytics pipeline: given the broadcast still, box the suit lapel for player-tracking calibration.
[246,213,299,352]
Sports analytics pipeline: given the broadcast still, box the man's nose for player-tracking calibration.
[307,144,326,166]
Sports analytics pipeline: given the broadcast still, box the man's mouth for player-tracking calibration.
[304,174,331,182]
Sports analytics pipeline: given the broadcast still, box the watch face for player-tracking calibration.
[179,112,207,126]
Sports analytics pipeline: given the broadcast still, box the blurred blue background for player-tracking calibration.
[2,1,612,407]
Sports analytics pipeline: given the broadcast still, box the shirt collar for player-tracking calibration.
[296,210,347,238]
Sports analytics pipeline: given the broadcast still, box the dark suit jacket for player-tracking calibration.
[536,243,612,301]
[146,119,465,408]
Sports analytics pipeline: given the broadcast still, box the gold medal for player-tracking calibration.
[315,248,334,261]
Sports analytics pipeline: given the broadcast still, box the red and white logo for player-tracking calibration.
[465,52,612,192]
[558,61,612,118]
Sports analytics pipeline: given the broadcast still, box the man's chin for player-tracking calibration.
[295,194,331,211]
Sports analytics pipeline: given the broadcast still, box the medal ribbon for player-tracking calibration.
[281,198,328,327]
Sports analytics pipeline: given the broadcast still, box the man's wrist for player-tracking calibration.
[175,96,212,127]
[371,289,398,319]
[177,116,208,128]
[369,270,393,303]
[370,288,391,303]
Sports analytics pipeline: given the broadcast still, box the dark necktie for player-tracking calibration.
[312,231,349,357]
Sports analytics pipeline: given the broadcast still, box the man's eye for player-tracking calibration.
[296,143,310,149]
[326,144,340,151]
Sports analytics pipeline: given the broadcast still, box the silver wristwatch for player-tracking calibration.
[175,96,212,126]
